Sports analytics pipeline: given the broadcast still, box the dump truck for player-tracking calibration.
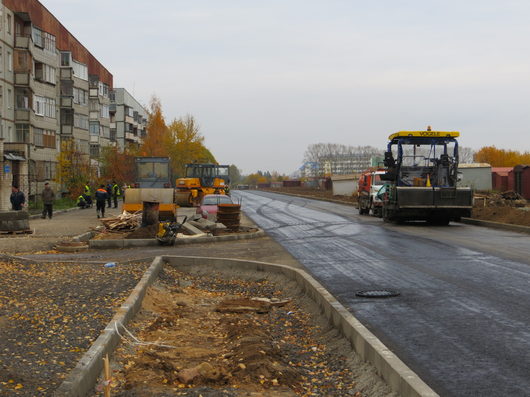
[175,163,230,206]
[380,129,473,224]
[357,169,386,217]
[122,157,177,221]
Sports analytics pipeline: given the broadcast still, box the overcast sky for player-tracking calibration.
[41,0,530,174]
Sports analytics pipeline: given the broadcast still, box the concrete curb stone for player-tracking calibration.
[56,255,439,397]
[459,217,530,235]
[87,229,266,249]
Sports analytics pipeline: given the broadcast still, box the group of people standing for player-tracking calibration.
[77,181,123,218]
[10,183,55,219]
[9,181,125,220]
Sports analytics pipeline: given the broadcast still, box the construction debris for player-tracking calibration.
[99,211,142,231]
[474,191,527,208]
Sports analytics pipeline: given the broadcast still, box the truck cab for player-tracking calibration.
[358,170,386,217]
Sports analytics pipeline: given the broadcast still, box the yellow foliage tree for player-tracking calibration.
[56,139,94,198]
[139,96,171,157]
[474,146,530,167]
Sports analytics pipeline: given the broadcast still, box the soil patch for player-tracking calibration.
[108,267,394,397]
[471,206,530,226]
[0,259,148,396]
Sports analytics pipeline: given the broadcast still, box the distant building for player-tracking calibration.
[110,88,147,151]
[0,0,113,205]
[457,163,492,191]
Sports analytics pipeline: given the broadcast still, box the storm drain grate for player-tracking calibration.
[356,289,400,298]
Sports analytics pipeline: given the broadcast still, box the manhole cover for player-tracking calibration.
[355,289,400,298]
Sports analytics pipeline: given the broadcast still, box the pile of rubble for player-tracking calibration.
[99,211,142,231]
[474,191,527,208]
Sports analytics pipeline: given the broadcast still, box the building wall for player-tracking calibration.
[457,167,492,191]
[110,88,147,151]
[0,0,115,209]
[332,178,357,196]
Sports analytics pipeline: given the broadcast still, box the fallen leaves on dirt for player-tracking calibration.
[111,268,362,396]
[0,259,148,396]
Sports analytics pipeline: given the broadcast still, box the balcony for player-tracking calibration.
[125,132,138,142]
[15,36,30,49]
[89,88,98,98]
[15,109,31,122]
[61,97,73,107]
[61,125,73,135]
[60,68,73,79]
[15,73,32,87]
[90,135,100,143]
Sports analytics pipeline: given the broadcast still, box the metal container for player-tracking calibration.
[217,203,241,230]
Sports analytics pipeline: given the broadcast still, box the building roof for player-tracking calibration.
[491,167,513,176]
[5,0,113,87]
[458,163,491,169]
[331,174,360,181]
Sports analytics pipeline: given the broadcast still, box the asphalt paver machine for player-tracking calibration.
[380,129,473,224]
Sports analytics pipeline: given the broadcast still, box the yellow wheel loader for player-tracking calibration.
[175,163,230,207]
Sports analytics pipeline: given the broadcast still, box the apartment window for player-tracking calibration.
[34,96,56,118]
[7,14,11,35]
[15,88,29,109]
[43,32,56,53]
[61,80,73,97]
[61,109,73,126]
[32,27,43,47]
[89,122,99,135]
[101,125,110,139]
[90,144,100,158]
[0,86,3,110]
[89,99,99,112]
[34,128,56,148]
[73,88,87,106]
[72,60,88,81]
[7,51,12,72]
[15,50,30,73]
[110,128,116,141]
[15,124,29,143]
[7,89,11,109]
[74,113,89,130]
[97,82,109,98]
[61,52,71,67]
[35,62,56,85]
[100,104,109,119]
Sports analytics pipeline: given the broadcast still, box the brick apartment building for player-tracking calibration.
[0,0,146,209]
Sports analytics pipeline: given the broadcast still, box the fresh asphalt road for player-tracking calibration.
[233,190,530,397]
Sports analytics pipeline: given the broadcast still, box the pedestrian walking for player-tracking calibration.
[106,182,113,208]
[112,181,121,208]
[95,185,109,218]
[41,182,55,219]
[10,185,25,211]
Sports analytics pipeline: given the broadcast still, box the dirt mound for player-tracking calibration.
[472,206,530,226]
[125,224,159,239]
[109,269,369,396]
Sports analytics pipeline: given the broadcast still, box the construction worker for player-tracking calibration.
[77,195,88,209]
[106,181,113,208]
[95,185,109,218]
[112,181,121,208]
[84,182,93,207]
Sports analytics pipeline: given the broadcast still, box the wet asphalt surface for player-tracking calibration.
[233,190,530,397]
